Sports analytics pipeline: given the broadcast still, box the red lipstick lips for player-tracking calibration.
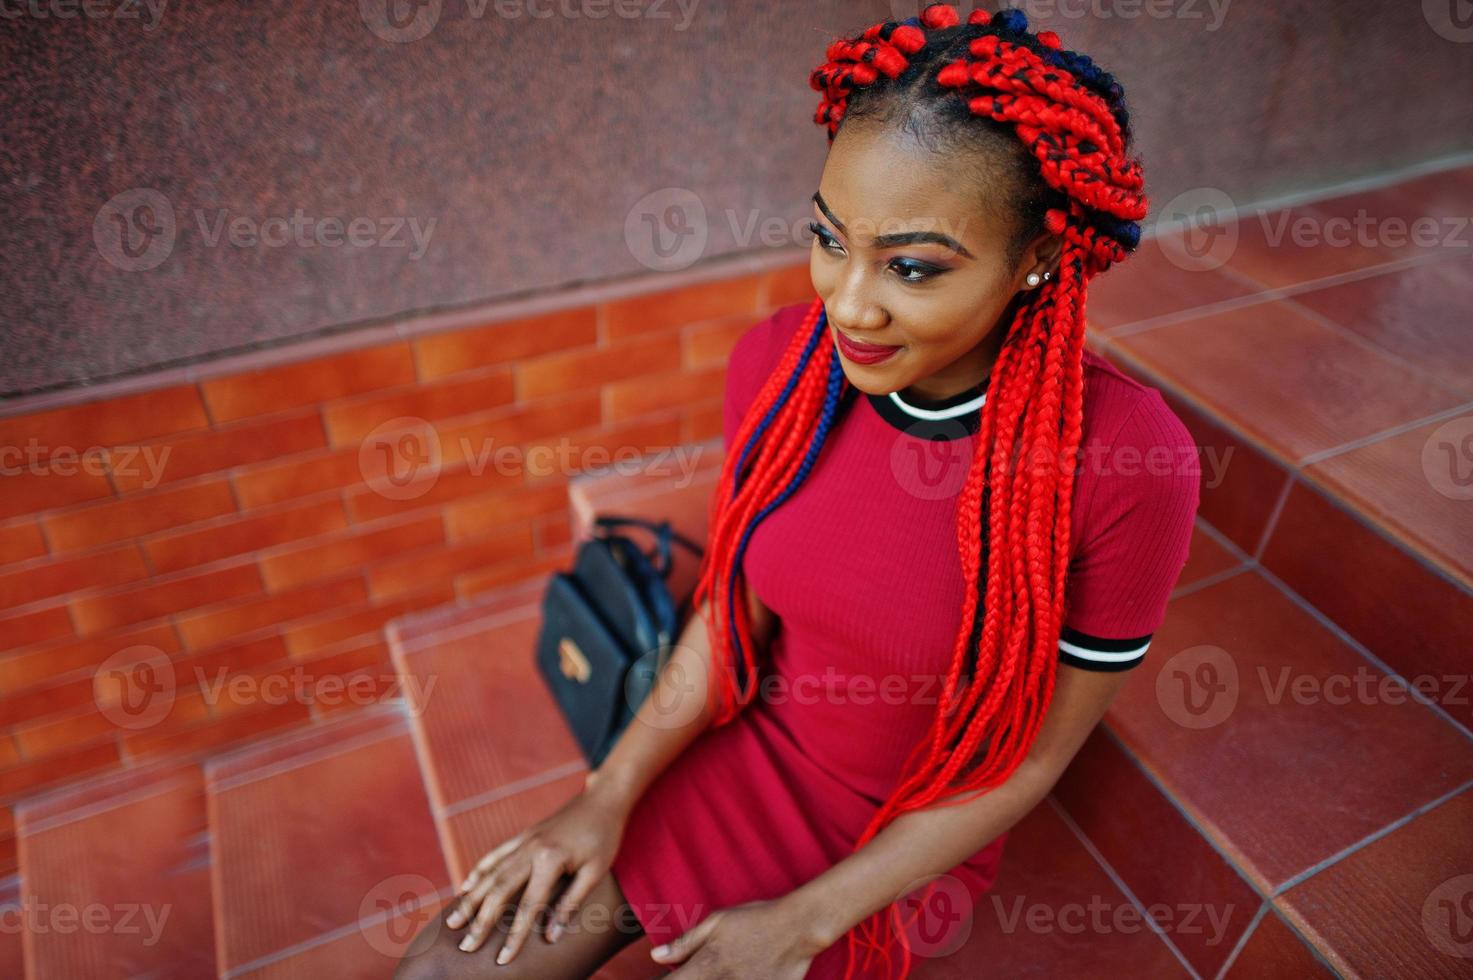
[834,329,901,365]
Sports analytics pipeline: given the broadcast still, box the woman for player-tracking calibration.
[396,5,1199,978]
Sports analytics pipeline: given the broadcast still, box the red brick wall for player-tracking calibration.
[0,260,812,875]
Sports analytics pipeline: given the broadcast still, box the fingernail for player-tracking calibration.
[459,936,475,952]
[548,921,563,942]
[652,944,669,958]
[496,947,512,965]
[446,910,463,928]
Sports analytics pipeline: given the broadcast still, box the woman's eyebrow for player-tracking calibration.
[812,191,974,259]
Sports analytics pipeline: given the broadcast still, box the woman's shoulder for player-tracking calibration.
[728,300,814,382]
[1079,348,1197,461]
[1064,350,1203,647]
[1075,348,1202,543]
[722,301,816,447]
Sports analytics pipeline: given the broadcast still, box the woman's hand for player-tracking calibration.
[444,781,631,964]
[651,897,830,978]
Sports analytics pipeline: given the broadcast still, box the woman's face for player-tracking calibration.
[808,122,1060,402]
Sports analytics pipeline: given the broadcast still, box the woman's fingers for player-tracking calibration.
[455,831,526,898]
[446,853,516,931]
[545,863,601,942]
[494,853,564,964]
[459,867,524,954]
[445,873,490,930]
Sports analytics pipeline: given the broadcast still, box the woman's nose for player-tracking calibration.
[824,270,887,334]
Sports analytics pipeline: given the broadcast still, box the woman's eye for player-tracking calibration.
[807,220,841,252]
[890,260,941,284]
[807,220,941,284]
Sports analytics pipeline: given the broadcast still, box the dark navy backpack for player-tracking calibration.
[534,514,704,767]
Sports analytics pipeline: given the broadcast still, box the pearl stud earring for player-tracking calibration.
[1026,272,1041,287]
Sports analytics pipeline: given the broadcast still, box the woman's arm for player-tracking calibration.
[584,584,777,814]
[779,664,1132,952]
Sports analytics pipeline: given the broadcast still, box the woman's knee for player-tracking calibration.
[392,876,643,980]
[391,898,467,980]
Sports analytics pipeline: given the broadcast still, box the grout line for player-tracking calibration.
[18,772,199,837]
[1044,795,1204,980]
[1251,471,1298,563]
[1248,562,1473,744]
[206,709,408,792]
[219,882,457,979]
[1208,900,1269,980]
[1239,903,1352,980]
[394,601,543,655]
[1271,776,1473,898]
[1135,153,1473,242]
[1097,726,1276,903]
[1296,398,1473,468]
[1106,247,1450,341]
[439,759,587,820]
[391,693,462,880]
[1276,290,1473,402]
[1116,341,1473,594]
[1187,515,1257,567]
[1266,445,1473,597]
[209,721,409,793]
[1171,562,1252,602]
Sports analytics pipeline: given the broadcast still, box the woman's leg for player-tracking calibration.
[392,869,644,980]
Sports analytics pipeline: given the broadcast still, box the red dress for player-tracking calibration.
[609,301,1201,977]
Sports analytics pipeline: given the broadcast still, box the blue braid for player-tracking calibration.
[731,308,828,497]
[723,309,846,692]
[992,7,1029,33]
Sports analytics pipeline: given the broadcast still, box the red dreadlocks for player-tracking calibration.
[691,4,1148,977]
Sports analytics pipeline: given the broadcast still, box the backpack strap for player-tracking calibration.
[593,513,704,576]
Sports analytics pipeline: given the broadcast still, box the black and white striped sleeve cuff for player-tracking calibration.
[1058,626,1152,672]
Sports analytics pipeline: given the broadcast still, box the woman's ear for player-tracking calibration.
[1027,228,1065,278]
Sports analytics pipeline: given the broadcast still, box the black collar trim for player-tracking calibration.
[865,382,986,441]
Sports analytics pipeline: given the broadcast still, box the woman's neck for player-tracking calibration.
[897,294,1018,403]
